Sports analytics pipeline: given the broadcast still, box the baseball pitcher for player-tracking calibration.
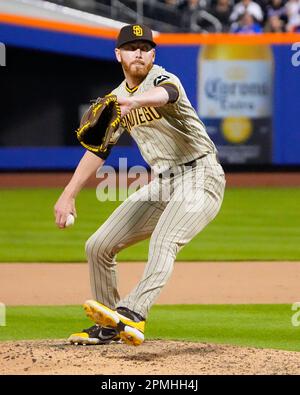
[54,24,226,346]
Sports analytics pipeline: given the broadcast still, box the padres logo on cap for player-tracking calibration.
[133,25,143,37]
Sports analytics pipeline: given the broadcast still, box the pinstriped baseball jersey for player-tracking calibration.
[110,64,217,173]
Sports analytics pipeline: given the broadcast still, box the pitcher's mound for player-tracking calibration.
[1,339,300,375]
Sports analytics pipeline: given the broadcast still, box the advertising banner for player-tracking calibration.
[198,45,273,164]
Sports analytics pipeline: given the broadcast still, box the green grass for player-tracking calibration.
[0,304,299,352]
[0,188,299,262]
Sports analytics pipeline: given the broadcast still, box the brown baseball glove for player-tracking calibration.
[76,94,121,154]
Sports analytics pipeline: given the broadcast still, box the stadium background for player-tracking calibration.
[1,0,300,375]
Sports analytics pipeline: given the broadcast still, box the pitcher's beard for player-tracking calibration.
[123,62,153,83]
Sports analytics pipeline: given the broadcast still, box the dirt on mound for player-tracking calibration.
[0,339,299,375]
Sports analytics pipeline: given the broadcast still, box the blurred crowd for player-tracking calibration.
[157,0,300,32]
[49,0,300,32]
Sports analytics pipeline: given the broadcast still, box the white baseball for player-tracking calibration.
[65,214,75,227]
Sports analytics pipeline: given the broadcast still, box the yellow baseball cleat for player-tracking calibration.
[83,300,145,346]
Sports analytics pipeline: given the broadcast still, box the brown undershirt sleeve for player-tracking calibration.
[160,83,179,104]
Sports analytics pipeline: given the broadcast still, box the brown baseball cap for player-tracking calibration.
[116,24,156,48]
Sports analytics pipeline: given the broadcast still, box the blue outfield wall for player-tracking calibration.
[0,23,116,60]
[271,46,300,165]
[1,22,300,169]
[0,146,149,171]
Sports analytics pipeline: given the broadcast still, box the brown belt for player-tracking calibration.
[158,153,210,179]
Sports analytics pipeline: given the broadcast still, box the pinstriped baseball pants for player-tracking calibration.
[85,153,225,319]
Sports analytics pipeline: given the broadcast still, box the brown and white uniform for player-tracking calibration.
[85,64,225,319]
